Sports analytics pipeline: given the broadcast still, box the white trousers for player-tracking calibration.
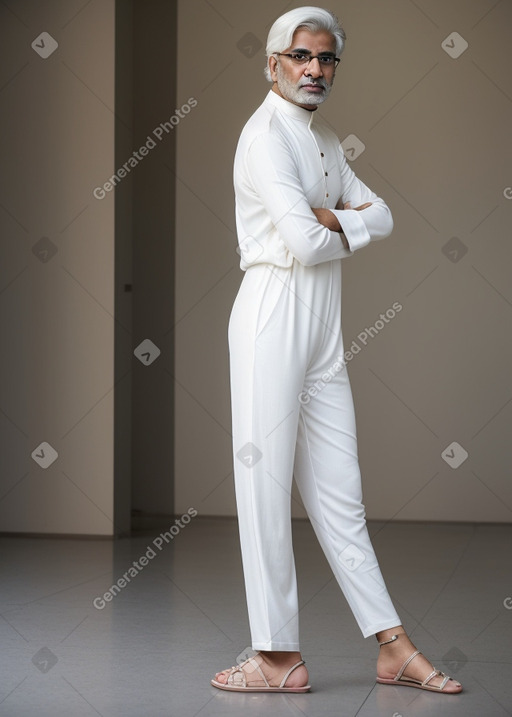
[228,259,401,651]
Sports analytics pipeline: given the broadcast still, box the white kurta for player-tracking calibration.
[234,89,393,269]
[228,88,400,650]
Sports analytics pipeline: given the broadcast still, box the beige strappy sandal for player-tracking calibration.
[376,634,462,693]
[211,655,311,692]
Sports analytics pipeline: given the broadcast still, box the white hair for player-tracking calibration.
[264,6,346,82]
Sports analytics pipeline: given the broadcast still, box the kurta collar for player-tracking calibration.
[265,89,316,125]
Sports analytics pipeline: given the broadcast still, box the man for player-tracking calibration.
[211,6,462,695]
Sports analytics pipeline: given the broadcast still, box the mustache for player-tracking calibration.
[298,78,328,90]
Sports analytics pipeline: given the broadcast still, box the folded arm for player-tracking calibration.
[312,202,372,249]
[244,132,353,266]
[326,144,394,252]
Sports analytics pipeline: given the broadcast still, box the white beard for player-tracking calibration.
[275,63,332,105]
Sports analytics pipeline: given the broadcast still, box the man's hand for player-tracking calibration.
[342,201,373,212]
[311,208,342,232]
[312,202,372,250]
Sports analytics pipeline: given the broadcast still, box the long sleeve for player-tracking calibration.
[329,144,393,252]
[233,90,394,270]
[243,131,354,267]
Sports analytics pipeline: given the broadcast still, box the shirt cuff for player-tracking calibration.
[330,209,371,252]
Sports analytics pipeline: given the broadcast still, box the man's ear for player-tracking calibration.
[268,55,278,82]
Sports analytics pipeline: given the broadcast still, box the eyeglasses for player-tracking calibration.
[273,52,340,68]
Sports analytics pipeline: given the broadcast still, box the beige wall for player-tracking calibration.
[175,0,512,521]
[0,0,120,534]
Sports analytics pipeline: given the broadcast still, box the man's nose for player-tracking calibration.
[304,57,323,78]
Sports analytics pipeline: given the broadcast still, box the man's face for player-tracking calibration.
[269,28,337,109]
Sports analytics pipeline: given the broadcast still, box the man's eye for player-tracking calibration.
[292,53,309,62]
[319,56,333,64]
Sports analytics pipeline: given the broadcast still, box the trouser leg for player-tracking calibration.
[294,351,401,638]
[228,265,307,651]
[228,261,401,651]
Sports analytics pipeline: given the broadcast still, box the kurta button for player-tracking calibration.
[326,193,329,197]
[320,152,324,157]
[325,171,328,176]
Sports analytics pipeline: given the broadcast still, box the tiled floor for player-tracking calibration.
[0,518,511,716]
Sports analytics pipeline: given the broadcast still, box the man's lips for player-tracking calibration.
[301,84,325,92]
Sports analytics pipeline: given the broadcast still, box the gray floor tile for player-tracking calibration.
[0,518,510,716]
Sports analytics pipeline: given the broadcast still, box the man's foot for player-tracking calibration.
[376,629,462,693]
[213,651,310,690]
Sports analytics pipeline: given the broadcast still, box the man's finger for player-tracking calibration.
[343,201,372,211]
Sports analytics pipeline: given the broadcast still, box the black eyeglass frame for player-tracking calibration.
[273,52,340,68]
